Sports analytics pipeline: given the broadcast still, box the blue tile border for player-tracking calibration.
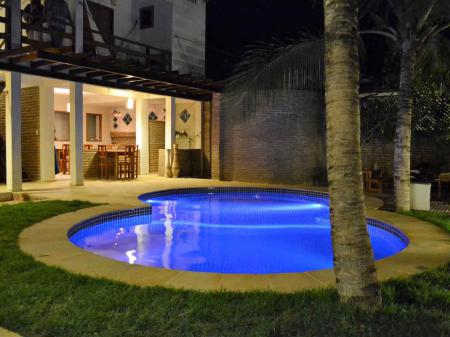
[68,187,409,246]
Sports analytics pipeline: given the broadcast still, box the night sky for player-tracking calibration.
[206,0,388,87]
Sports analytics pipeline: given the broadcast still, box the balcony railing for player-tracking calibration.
[0,3,171,71]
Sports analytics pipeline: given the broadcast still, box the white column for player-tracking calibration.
[39,85,55,181]
[74,0,84,53]
[165,97,176,149]
[136,99,149,175]
[5,72,22,192]
[8,0,21,49]
[69,82,84,186]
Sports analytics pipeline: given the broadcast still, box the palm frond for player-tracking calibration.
[223,37,324,116]
[416,35,450,88]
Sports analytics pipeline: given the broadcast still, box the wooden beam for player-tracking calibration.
[52,64,74,72]
[10,51,38,63]
[128,79,154,85]
[69,67,92,75]
[102,73,127,81]
[31,60,54,68]
[0,45,39,58]
[86,71,109,78]
[0,61,212,101]
[37,51,215,93]
[116,77,137,84]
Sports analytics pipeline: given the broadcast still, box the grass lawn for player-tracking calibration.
[402,210,450,232]
[0,201,449,337]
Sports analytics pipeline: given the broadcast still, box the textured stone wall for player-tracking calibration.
[210,93,221,180]
[201,100,211,178]
[220,91,326,185]
[149,120,165,173]
[0,87,41,181]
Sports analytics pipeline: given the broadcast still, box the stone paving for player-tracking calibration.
[13,175,450,293]
[0,327,21,337]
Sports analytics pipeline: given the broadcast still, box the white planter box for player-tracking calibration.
[410,183,431,211]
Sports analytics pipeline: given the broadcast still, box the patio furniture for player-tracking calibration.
[437,173,450,198]
[362,169,382,194]
[117,145,138,179]
[61,144,70,174]
[97,145,113,179]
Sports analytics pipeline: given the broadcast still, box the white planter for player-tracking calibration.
[410,183,431,211]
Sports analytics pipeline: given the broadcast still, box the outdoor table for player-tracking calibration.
[437,173,450,198]
[105,149,139,179]
[105,149,125,179]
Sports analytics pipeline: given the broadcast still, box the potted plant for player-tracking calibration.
[410,164,433,211]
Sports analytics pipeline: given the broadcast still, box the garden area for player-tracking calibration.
[0,201,449,337]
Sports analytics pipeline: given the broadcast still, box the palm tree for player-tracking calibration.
[361,0,450,211]
[323,0,381,306]
[225,1,381,307]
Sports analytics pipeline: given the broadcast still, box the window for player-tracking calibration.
[140,6,154,29]
[54,111,69,141]
[86,113,102,142]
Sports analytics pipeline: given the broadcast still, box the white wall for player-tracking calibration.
[53,93,136,148]
[175,100,201,149]
[68,0,205,75]
[169,0,206,75]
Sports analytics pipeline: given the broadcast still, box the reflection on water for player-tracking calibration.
[70,192,408,274]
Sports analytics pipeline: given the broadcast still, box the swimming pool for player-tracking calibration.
[68,188,408,274]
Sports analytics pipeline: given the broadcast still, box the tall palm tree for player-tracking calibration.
[225,1,381,307]
[323,0,381,306]
[362,0,450,211]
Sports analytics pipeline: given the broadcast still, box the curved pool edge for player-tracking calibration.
[19,202,450,293]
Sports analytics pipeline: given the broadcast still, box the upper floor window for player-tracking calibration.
[140,6,154,29]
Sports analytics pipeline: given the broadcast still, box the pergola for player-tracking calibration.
[0,1,218,191]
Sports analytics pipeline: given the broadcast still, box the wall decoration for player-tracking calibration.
[113,116,118,122]
[123,112,133,125]
[113,122,118,129]
[149,111,158,121]
[179,109,191,123]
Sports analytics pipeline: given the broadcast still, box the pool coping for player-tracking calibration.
[19,192,450,293]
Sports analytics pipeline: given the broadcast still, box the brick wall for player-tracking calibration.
[220,90,326,184]
[210,93,221,180]
[149,121,165,173]
[0,87,41,181]
[83,150,99,178]
[201,100,211,178]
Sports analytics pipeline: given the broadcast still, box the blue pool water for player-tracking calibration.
[69,189,408,274]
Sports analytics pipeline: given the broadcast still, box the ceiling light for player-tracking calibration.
[54,88,70,94]
[127,98,134,109]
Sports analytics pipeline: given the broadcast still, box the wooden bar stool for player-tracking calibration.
[118,145,137,179]
[61,144,70,175]
[133,145,139,179]
[98,144,113,179]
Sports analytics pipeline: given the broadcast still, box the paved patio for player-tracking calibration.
[11,175,450,293]
[0,174,384,208]
[0,327,21,337]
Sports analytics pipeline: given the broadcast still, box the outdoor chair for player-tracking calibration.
[118,145,138,180]
[97,145,113,179]
[363,169,383,194]
[61,144,70,175]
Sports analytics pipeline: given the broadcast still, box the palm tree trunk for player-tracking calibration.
[324,0,381,307]
[394,40,415,211]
